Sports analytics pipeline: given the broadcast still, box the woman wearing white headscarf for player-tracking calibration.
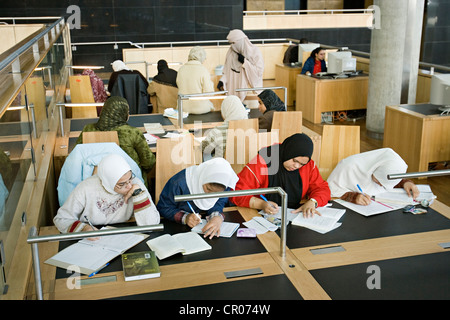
[156,158,238,239]
[201,95,249,159]
[218,30,264,102]
[176,46,215,114]
[107,59,148,93]
[327,148,419,205]
[54,154,160,236]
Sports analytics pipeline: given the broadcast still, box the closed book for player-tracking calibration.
[121,251,161,281]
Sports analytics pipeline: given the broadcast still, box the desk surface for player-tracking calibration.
[37,200,450,301]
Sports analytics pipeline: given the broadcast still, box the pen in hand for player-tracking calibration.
[260,195,278,213]
[84,215,96,231]
[187,201,202,222]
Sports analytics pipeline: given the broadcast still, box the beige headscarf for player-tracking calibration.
[188,46,207,63]
[220,95,248,123]
[222,30,264,101]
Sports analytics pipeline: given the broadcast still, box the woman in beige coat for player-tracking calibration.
[176,46,215,114]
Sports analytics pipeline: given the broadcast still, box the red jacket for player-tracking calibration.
[230,154,330,208]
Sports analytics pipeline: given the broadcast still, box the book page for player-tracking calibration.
[146,234,185,260]
[172,232,212,255]
[334,199,402,216]
[45,242,118,275]
[191,219,239,238]
[79,230,147,253]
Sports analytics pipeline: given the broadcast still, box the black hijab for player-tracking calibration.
[259,133,314,207]
[153,59,178,87]
[258,89,286,112]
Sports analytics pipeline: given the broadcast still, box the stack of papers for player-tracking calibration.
[144,123,165,134]
[191,219,240,238]
[291,207,346,233]
[373,184,436,206]
[243,216,278,234]
[143,133,159,145]
[163,108,189,119]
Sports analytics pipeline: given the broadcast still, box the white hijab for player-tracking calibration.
[327,148,408,197]
[185,158,239,210]
[112,60,131,72]
[220,95,248,123]
[97,153,133,194]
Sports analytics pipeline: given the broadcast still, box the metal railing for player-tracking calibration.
[174,187,288,257]
[388,169,450,180]
[244,9,374,15]
[27,224,164,300]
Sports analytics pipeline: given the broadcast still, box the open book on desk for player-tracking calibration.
[292,207,346,234]
[146,232,211,260]
[191,219,240,238]
[45,227,149,275]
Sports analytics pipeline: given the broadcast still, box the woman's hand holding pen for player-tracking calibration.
[262,200,279,214]
[186,213,202,228]
[355,193,372,206]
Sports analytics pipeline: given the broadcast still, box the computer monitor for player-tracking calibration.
[298,43,320,65]
[430,73,450,108]
[327,51,357,74]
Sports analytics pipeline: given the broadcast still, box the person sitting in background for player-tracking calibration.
[257,89,286,132]
[301,47,327,76]
[81,69,108,103]
[176,46,215,114]
[327,148,420,206]
[75,96,155,187]
[156,158,238,239]
[201,95,248,159]
[107,60,148,93]
[147,59,178,113]
[54,153,160,236]
[230,133,330,218]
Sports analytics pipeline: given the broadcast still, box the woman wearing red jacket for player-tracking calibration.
[230,133,330,218]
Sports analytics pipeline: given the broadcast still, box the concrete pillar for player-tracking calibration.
[366,0,424,137]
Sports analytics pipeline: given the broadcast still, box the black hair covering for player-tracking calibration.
[153,59,178,87]
[258,89,286,112]
[259,133,314,207]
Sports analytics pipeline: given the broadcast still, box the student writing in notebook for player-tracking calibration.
[54,154,160,239]
[327,148,419,205]
[156,158,238,239]
[230,133,330,218]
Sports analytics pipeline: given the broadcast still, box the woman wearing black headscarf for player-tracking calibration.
[230,133,330,217]
[148,59,178,113]
[257,89,286,132]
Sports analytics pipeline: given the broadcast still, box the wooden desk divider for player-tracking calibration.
[319,125,360,180]
[82,131,119,145]
[271,111,303,143]
[155,134,197,203]
[68,75,98,118]
[225,118,259,174]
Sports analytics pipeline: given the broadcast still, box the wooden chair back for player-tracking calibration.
[319,125,360,180]
[155,134,197,203]
[271,111,303,143]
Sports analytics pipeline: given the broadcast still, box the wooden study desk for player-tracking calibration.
[275,64,302,107]
[383,103,450,173]
[31,197,450,300]
[295,73,369,123]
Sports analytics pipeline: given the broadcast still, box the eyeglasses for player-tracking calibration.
[115,172,136,189]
